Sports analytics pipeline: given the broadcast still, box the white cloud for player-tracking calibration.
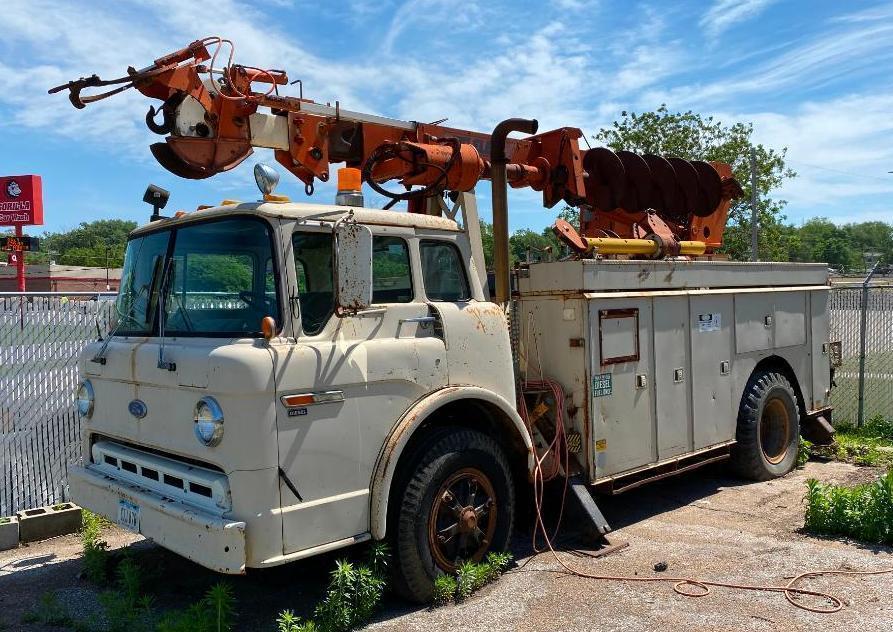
[740,93,893,220]
[700,0,776,40]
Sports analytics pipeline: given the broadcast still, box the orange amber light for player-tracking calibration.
[261,316,277,340]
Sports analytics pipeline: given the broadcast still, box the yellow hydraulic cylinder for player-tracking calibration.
[584,237,707,257]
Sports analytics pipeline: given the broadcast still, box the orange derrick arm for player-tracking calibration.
[49,36,742,251]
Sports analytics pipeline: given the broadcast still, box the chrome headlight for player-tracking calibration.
[76,380,95,418]
[193,397,224,447]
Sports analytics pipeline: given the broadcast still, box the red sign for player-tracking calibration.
[0,175,43,225]
[7,252,19,265]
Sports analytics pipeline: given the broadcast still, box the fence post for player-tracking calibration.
[856,262,879,428]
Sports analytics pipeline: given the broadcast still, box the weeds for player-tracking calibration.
[432,551,513,606]
[275,542,390,632]
[157,582,236,632]
[804,469,893,544]
[277,610,318,632]
[21,592,72,627]
[809,415,893,468]
[797,436,812,468]
[432,575,457,607]
[314,544,388,632]
[81,509,111,584]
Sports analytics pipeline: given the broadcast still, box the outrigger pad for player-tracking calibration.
[801,414,835,446]
[568,476,611,538]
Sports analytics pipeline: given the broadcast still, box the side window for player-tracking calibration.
[292,231,334,335]
[420,240,470,302]
[372,236,412,303]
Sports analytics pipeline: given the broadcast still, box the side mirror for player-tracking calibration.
[333,220,373,314]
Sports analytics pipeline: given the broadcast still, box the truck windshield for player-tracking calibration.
[115,216,279,337]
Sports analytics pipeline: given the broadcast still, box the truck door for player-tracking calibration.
[271,226,446,556]
[589,298,655,478]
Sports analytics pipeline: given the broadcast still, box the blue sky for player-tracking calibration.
[2,0,893,236]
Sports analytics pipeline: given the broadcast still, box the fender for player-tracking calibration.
[368,385,534,540]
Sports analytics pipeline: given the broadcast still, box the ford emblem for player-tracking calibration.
[128,399,147,419]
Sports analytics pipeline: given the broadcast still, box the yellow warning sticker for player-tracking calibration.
[595,439,607,452]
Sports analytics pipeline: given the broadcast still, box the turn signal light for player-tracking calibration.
[281,391,345,407]
[261,316,277,340]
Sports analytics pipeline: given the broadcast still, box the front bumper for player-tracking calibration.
[69,464,247,574]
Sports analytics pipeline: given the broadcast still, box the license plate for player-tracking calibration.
[117,499,140,533]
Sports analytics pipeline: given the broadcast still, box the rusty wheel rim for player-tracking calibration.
[760,397,791,465]
[428,467,497,573]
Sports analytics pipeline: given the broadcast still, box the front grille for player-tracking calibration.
[90,440,232,514]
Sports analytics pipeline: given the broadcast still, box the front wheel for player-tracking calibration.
[730,370,800,480]
[391,429,515,603]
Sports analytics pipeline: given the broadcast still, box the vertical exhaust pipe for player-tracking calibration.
[490,118,538,304]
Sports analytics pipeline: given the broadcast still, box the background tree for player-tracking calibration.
[594,105,796,261]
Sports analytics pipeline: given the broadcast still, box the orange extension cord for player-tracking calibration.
[518,377,893,614]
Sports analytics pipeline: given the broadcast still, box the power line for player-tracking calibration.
[788,160,893,183]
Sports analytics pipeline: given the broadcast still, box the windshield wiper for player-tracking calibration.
[157,257,176,371]
[91,294,145,365]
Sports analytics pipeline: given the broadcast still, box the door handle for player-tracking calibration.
[399,316,437,324]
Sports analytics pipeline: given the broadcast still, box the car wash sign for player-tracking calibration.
[0,175,43,225]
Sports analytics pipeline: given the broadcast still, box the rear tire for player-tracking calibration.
[731,370,800,480]
[390,428,515,603]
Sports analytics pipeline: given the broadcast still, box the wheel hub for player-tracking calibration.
[428,467,498,573]
[760,397,791,465]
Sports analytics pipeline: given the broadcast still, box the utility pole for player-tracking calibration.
[749,146,759,261]
[105,246,110,290]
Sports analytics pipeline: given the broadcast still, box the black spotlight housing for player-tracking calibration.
[143,184,170,221]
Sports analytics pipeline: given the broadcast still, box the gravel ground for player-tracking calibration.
[1,460,891,631]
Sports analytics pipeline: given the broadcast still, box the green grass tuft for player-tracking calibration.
[80,509,110,584]
[431,551,514,606]
[804,469,893,544]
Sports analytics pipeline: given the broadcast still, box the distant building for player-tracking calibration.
[0,263,122,292]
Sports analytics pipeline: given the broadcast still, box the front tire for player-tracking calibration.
[731,370,800,480]
[391,429,515,603]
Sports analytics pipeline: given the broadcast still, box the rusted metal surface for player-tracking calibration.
[427,467,497,572]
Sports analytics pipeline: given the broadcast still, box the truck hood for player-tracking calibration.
[79,337,277,472]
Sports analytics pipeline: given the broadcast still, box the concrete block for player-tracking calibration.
[16,503,82,543]
[0,516,19,551]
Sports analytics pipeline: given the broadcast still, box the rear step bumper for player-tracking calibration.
[69,465,246,574]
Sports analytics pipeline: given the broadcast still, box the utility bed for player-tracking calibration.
[516,259,832,490]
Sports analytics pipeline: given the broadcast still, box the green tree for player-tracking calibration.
[479,220,494,270]
[843,221,893,266]
[794,218,860,269]
[36,219,138,267]
[594,105,797,261]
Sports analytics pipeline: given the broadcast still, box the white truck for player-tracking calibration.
[69,175,835,602]
[49,39,835,601]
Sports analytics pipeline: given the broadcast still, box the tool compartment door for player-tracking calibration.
[653,296,692,459]
[589,298,654,478]
[690,295,734,448]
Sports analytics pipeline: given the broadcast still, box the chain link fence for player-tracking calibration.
[828,283,893,426]
[0,285,891,516]
[1,293,115,517]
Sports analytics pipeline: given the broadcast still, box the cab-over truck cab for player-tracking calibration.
[70,199,532,601]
